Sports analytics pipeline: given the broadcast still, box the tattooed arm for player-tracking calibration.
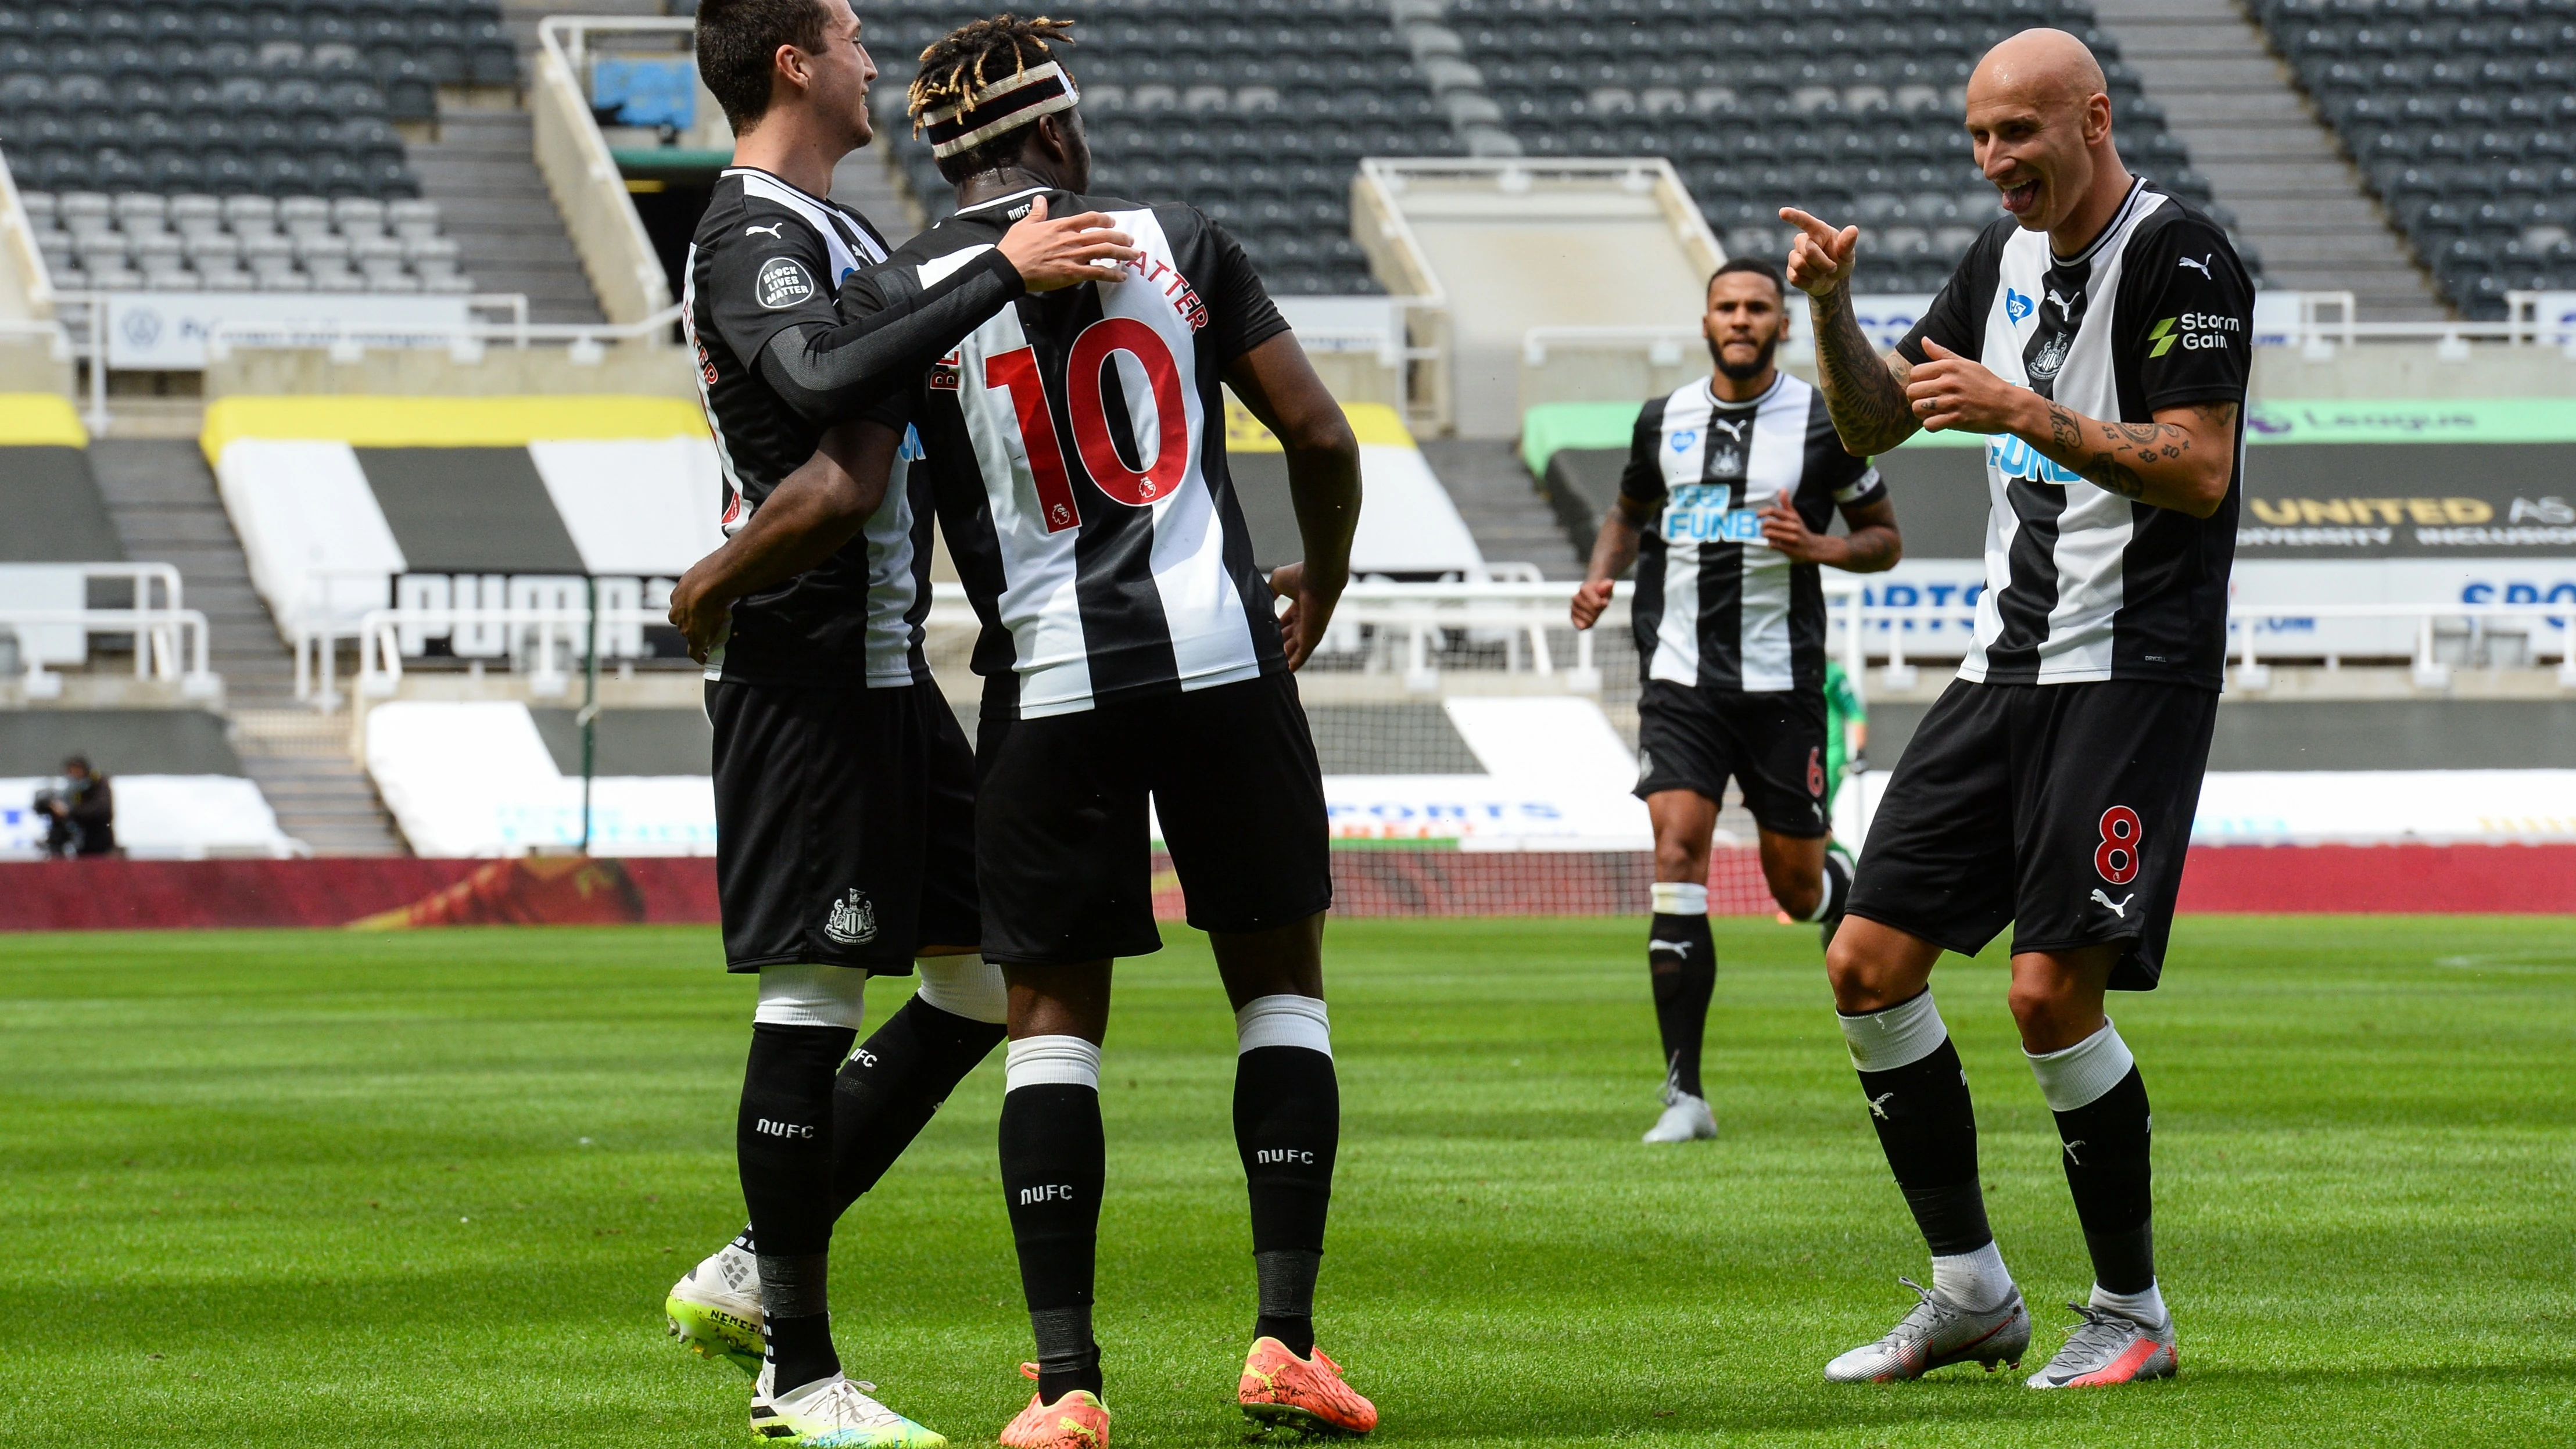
[1782,208,1921,457]
[1905,337,2238,518]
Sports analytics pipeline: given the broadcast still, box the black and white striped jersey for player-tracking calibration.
[851,187,1294,720]
[1621,372,1884,693]
[1897,179,2253,690]
[682,166,1020,689]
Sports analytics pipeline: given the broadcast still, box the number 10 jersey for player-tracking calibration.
[853,188,1295,720]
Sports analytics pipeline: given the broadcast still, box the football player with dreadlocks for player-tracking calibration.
[653,1,1137,1445]
[683,14,1373,1446]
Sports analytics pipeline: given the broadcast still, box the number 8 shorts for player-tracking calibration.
[1843,677,2219,989]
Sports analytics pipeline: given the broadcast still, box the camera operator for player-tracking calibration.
[38,755,115,859]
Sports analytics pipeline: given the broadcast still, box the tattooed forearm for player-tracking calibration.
[1809,288,1916,455]
[1840,528,1901,571]
[2084,453,2149,498]
[2021,400,2238,517]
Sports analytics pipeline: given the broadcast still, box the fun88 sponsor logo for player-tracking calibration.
[1987,433,2085,486]
[1661,483,1766,543]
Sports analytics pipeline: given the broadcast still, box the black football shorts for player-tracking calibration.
[1844,677,2217,989]
[973,672,1332,966]
[1632,679,1832,838]
[707,680,979,973]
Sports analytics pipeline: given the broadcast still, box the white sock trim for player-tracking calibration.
[1004,1034,1101,1092]
[1235,994,1332,1057]
[754,963,868,1030]
[2090,1279,2169,1329]
[1930,1240,2015,1313]
[2026,1021,2136,1112]
[913,954,1007,1024]
[1650,881,1708,916]
[1837,989,1947,1073]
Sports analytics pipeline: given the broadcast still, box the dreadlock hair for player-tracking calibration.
[909,14,1079,184]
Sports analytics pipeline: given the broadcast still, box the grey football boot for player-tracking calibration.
[2025,1302,2179,1389]
[1824,1278,2032,1383]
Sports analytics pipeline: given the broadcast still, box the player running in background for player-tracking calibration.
[818,17,1372,1446]
[1783,27,2250,1390]
[656,0,1134,1443]
[1570,257,1901,1145]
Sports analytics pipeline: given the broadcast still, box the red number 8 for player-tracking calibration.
[2094,806,2142,885]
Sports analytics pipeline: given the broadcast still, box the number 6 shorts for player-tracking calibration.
[1843,677,2218,989]
[971,672,1334,966]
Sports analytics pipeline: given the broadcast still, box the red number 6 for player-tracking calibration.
[2094,805,2142,885]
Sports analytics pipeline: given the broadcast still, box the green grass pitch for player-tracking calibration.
[3,916,2572,1447]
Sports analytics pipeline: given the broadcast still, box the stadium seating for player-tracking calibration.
[2252,0,2576,318]
[848,1,2238,297]
[0,1,510,291]
[859,0,1458,295]
[0,0,515,196]
[1455,0,2242,295]
[19,188,468,294]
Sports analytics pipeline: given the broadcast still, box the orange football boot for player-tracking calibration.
[1238,1337,1378,1436]
[998,1364,1109,1449]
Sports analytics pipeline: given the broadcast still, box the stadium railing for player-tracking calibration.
[532,15,682,328]
[2,561,218,700]
[296,582,2576,715]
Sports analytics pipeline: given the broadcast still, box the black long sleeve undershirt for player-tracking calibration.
[755,247,1023,423]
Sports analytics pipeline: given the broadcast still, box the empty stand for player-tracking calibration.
[2255,0,2576,317]
[2094,0,2442,318]
[20,188,469,294]
[859,0,1456,295]
[0,0,516,196]
[1454,0,2251,294]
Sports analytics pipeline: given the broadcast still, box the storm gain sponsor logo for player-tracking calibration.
[2148,311,2241,357]
[755,256,815,310]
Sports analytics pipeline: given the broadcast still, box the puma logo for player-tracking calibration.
[2177,253,2212,279]
[2047,288,2082,317]
[744,222,786,239]
[2090,890,2134,918]
[2063,1139,2086,1166]
[1711,417,1750,442]
[1652,939,1696,960]
[1868,1092,1896,1120]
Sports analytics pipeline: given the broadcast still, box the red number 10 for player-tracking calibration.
[981,318,1192,535]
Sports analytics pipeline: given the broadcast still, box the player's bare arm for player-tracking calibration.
[1226,332,1361,671]
[1570,494,1653,629]
[1905,338,2235,517]
[1781,208,1920,458]
[1760,492,1903,571]
[666,422,895,661]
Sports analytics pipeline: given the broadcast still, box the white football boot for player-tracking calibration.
[751,1364,950,1447]
[666,1242,765,1376]
[1825,1278,2032,1382]
[2025,1302,2179,1389]
[1642,1084,1717,1143]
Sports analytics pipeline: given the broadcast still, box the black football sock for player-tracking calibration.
[826,995,1008,1221]
[1233,1000,1339,1358]
[739,1022,856,1393]
[2028,1025,2158,1300]
[1001,1037,1105,1401]
[1839,992,2001,1303]
[1648,905,1717,1098]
